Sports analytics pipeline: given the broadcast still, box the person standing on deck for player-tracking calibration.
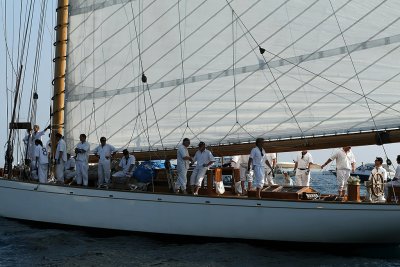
[248,138,274,199]
[190,142,215,196]
[264,152,277,186]
[24,124,50,179]
[93,137,117,187]
[232,155,252,194]
[175,138,192,194]
[294,150,313,186]
[75,134,90,186]
[366,157,387,202]
[321,146,356,198]
[34,139,49,183]
[54,133,67,183]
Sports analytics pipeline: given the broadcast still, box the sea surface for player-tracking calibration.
[0,172,400,267]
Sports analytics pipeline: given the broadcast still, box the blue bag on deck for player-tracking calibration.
[133,161,163,183]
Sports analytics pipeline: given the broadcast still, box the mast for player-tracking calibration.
[51,0,69,152]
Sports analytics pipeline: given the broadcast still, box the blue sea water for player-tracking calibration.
[0,173,399,267]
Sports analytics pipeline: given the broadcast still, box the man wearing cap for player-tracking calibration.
[112,149,135,180]
[366,157,387,202]
[248,138,274,199]
[190,142,215,195]
[175,138,192,194]
[294,150,313,186]
[321,146,356,198]
[385,155,400,201]
[93,137,117,187]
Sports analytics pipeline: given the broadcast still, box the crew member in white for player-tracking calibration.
[264,153,277,186]
[75,134,90,186]
[34,139,49,183]
[248,138,274,199]
[366,157,387,202]
[294,150,313,186]
[232,155,252,194]
[321,146,355,197]
[24,124,49,179]
[112,149,135,179]
[64,153,76,183]
[385,155,400,200]
[190,141,215,196]
[54,133,67,183]
[93,137,116,187]
[175,138,192,194]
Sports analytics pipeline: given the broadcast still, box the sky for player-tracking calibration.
[0,1,399,170]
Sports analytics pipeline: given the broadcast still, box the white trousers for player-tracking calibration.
[38,163,48,183]
[98,160,111,185]
[31,160,38,180]
[336,169,351,192]
[175,166,188,191]
[239,167,253,182]
[385,180,400,199]
[295,170,310,186]
[190,167,208,187]
[253,165,265,189]
[264,167,276,185]
[76,161,89,186]
[56,161,65,182]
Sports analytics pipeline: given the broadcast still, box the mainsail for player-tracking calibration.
[64,0,400,155]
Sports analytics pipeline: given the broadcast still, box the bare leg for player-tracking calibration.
[256,187,262,199]
[248,182,252,190]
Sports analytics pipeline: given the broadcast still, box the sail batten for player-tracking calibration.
[65,1,400,154]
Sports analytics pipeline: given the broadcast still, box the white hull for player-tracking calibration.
[0,178,399,244]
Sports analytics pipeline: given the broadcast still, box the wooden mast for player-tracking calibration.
[51,0,69,152]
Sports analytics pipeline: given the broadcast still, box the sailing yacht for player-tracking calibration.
[2,0,400,243]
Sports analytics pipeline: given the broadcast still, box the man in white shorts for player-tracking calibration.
[321,146,355,197]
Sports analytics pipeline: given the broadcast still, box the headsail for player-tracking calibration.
[65,0,400,154]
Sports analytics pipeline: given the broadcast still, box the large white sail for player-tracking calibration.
[64,0,400,153]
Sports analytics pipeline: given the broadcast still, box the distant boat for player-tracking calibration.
[331,163,395,182]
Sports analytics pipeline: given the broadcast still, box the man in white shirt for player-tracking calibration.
[112,149,135,180]
[248,138,274,199]
[385,155,400,200]
[54,133,67,183]
[264,153,277,186]
[321,146,356,197]
[366,157,387,202]
[93,137,117,187]
[34,139,49,183]
[294,150,313,186]
[24,124,50,179]
[75,134,90,186]
[190,142,215,195]
[175,138,192,194]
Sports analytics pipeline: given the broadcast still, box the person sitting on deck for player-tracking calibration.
[64,153,76,184]
[366,157,387,202]
[321,146,356,198]
[248,138,274,199]
[385,155,400,201]
[190,142,215,196]
[112,149,135,182]
[283,171,294,186]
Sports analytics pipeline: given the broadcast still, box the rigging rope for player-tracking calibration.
[328,0,392,168]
